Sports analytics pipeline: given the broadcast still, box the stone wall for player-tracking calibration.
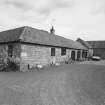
[88,49,93,58]
[0,43,88,72]
[0,43,21,71]
[12,43,21,59]
[20,44,72,71]
[0,45,8,65]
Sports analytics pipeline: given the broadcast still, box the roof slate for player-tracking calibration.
[0,26,87,50]
[0,27,24,42]
[77,38,92,49]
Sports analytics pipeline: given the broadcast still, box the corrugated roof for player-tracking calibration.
[0,26,87,50]
[77,38,92,49]
[87,41,105,48]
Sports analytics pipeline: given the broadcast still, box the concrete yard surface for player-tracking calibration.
[0,63,105,105]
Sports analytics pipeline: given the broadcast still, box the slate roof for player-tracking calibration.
[87,41,105,48]
[0,27,24,42]
[77,38,92,49]
[0,26,87,50]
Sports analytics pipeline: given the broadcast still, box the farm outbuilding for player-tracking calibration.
[87,41,105,59]
[0,26,88,71]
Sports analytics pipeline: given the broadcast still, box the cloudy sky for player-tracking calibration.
[0,0,105,41]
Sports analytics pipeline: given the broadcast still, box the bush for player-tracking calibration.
[7,59,19,71]
[1,57,20,72]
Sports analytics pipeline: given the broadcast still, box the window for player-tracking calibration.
[8,45,13,57]
[61,48,66,56]
[51,48,55,56]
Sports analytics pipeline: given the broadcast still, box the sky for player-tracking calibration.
[0,0,105,41]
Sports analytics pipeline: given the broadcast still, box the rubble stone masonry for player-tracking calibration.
[20,44,72,71]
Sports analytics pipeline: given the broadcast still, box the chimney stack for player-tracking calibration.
[50,26,55,34]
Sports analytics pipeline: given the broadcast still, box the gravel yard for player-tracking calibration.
[78,60,105,65]
[0,61,105,105]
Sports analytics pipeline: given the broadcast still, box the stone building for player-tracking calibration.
[87,41,105,59]
[0,26,88,71]
[77,38,93,59]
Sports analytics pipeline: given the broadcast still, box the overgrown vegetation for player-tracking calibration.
[0,57,20,72]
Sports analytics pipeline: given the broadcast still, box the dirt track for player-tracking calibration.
[0,63,105,105]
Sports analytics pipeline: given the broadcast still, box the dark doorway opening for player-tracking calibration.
[77,50,81,61]
[82,51,87,59]
[71,51,75,61]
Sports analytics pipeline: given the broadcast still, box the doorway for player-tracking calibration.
[77,50,81,61]
[71,51,75,61]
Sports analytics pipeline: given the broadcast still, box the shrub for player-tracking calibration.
[2,57,20,72]
[7,59,19,71]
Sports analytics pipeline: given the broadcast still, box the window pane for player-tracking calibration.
[8,45,13,57]
[51,48,55,56]
[61,48,66,56]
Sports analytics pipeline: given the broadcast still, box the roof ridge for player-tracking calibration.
[0,26,87,50]
[77,38,92,49]
[19,26,28,41]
